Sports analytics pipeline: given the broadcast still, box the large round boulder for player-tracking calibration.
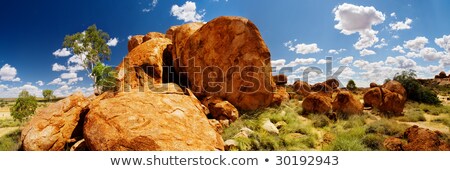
[83,91,224,151]
[382,80,407,100]
[177,16,275,110]
[142,32,165,43]
[21,92,90,151]
[332,91,363,118]
[293,80,311,97]
[302,93,332,115]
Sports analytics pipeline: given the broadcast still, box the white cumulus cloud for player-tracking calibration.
[340,56,354,65]
[0,64,20,82]
[390,18,413,30]
[360,49,376,56]
[52,48,71,57]
[61,72,78,79]
[107,37,118,47]
[435,35,450,52]
[333,3,385,50]
[171,1,205,23]
[404,36,428,52]
[52,63,67,71]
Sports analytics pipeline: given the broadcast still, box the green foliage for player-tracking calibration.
[398,108,426,122]
[63,24,111,71]
[324,126,368,151]
[62,24,112,91]
[42,89,55,102]
[365,119,407,136]
[92,62,118,93]
[362,134,385,151]
[0,119,21,128]
[223,100,317,151]
[10,90,38,122]
[0,129,21,151]
[0,100,7,108]
[384,78,392,84]
[393,70,441,105]
[346,79,357,91]
[311,114,331,128]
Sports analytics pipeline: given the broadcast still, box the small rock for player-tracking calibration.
[224,139,238,151]
[383,137,403,151]
[262,119,279,134]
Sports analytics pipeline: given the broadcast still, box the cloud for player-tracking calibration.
[404,36,428,52]
[317,59,331,64]
[61,72,78,79]
[286,58,317,67]
[385,56,417,68]
[328,48,346,55]
[333,3,385,50]
[52,48,71,57]
[390,12,396,17]
[271,59,286,70]
[171,1,205,23]
[392,35,400,39]
[127,35,132,40]
[435,34,450,52]
[374,38,388,48]
[360,49,376,56]
[0,64,20,82]
[67,65,84,73]
[48,78,66,86]
[142,0,159,12]
[68,54,86,65]
[106,37,118,47]
[36,81,44,86]
[340,56,354,65]
[0,84,43,98]
[52,63,67,71]
[390,18,413,30]
[420,47,447,61]
[293,43,322,54]
[68,77,83,85]
[392,45,405,53]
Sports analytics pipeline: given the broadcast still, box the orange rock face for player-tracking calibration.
[332,91,363,118]
[302,92,332,115]
[403,125,450,151]
[83,91,224,151]
[271,86,290,106]
[202,96,239,127]
[127,35,144,52]
[273,74,288,85]
[175,16,275,110]
[382,80,407,100]
[142,32,165,43]
[293,80,311,97]
[117,38,172,92]
[21,92,90,151]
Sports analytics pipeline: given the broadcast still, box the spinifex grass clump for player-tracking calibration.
[223,100,318,151]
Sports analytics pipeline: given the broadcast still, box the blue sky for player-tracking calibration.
[1,0,450,97]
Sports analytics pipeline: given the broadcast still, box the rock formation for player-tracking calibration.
[302,92,332,115]
[271,86,290,106]
[383,125,450,151]
[382,80,407,100]
[293,80,311,97]
[21,92,90,151]
[83,91,224,151]
[172,16,275,110]
[201,96,239,128]
[369,82,379,88]
[142,32,165,43]
[273,74,288,85]
[332,91,363,118]
[363,87,405,116]
[117,38,172,91]
[127,35,144,52]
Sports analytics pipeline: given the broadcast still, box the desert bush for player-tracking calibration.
[311,114,331,128]
[431,118,450,128]
[346,80,357,91]
[0,129,21,151]
[0,119,21,128]
[398,109,426,122]
[10,90,38,122]
[324,126,368,151]
[365,119,407,136]
[419,103,450,116]
[362,134,385,151]
[393,70,441,105]
[223,100,318,151]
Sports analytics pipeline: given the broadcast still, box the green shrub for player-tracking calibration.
[0,129,21,151]
[393,70,441,105]
[398,109,426,122]
[0,119,21,128]
[223,100,318,151]
[362,134,385,151]
[324,126,368,151]
[366,119,407,136]
[10,90,38,122]
[311,114,331,128]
